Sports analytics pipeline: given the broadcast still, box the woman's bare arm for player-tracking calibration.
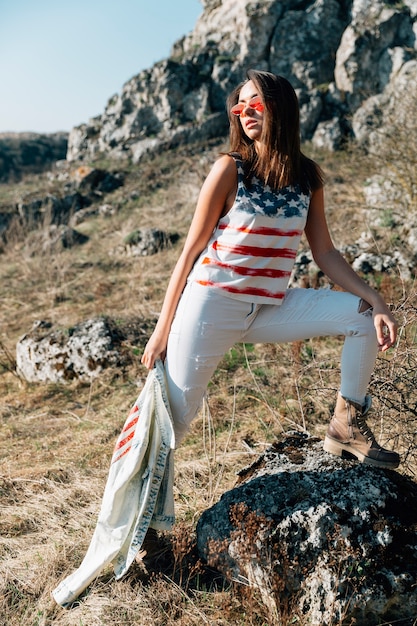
[304,187,398,351]
[141,155,237,369]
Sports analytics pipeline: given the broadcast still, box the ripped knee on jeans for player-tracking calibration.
[358,299,373,315]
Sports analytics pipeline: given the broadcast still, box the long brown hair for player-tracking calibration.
[227,70,324,193]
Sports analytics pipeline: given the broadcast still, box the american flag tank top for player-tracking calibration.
[191,156,311,304]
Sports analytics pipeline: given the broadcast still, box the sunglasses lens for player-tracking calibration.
[231,97,264,116]
[231,104,243,116]
[249,97,263,111]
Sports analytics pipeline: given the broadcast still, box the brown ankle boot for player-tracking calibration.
[323,393,400,469]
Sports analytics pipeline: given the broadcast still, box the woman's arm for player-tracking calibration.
[304,187,398,351]
[141,155,238,369]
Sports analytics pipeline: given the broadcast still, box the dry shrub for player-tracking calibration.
[367,83,417,217]
[369,284,417,474]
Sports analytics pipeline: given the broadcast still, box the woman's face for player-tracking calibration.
[234,80,264,143]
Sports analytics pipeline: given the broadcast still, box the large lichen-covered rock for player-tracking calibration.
[15,316,154,383]
[196,432,417,625]
[16,318,122,383]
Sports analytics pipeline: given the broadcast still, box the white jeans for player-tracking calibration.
[165,282,378,445]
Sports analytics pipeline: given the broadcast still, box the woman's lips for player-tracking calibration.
[245,119,258,128]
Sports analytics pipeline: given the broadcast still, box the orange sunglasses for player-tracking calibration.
[230,96,265,117]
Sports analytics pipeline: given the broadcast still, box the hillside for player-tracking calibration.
[1,0,417,622]
[0,137,416,625]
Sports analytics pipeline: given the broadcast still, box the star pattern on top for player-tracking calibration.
[235,170,309,218]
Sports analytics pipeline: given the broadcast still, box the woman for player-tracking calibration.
[141,69,400,469]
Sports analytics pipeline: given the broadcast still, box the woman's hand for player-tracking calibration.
[141,332,168,370]
[372,302,398,352]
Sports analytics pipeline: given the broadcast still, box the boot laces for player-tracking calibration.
[356,413,376,443]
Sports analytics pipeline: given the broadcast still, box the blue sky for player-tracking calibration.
[0,0,202,133]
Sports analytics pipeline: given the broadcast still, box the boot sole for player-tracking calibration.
[323,436,400,469]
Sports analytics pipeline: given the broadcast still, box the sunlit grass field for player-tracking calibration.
[0,142,416,625]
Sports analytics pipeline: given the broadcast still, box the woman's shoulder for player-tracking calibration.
[210,153,240,178]
[201,154,239,198]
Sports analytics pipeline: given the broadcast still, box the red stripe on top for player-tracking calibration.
[196,279,286,300]
[202,256,291,278]
[218,223,302,237]
[212,240,296,259]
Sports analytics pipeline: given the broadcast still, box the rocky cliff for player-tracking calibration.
[67,0,417,163]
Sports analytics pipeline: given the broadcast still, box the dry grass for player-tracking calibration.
[0,141,416,625]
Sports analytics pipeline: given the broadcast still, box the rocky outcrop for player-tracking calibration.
[113,227,180,257]
[69,165,124,196]
[16,192,90,230]
[196,432,417,626]
[16,316,155,383]
[67,0,417,162]
[16,318,121,383]
[0,132,68,182]
[0,166,123,244]
[291,223,417,287]
[24,224,89,256]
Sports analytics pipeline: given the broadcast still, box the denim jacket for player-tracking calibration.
[52,360,175,607]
